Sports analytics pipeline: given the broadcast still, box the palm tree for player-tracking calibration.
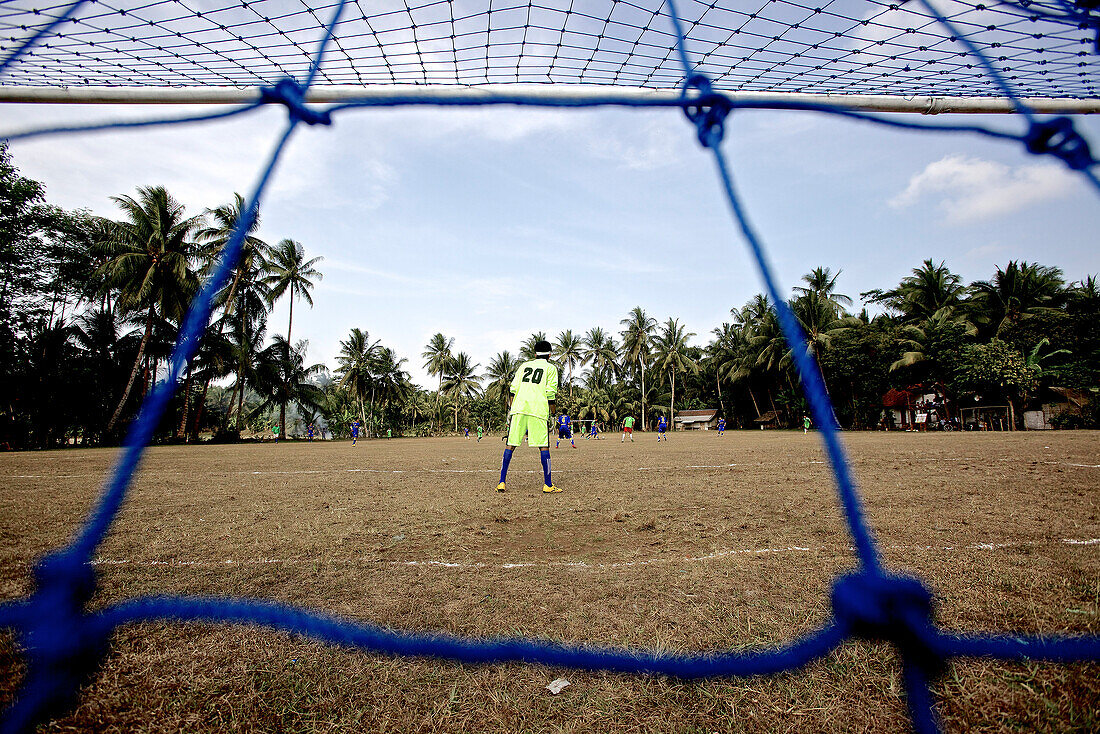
[227,311,269,430]
[369,346,411,434]
[520,332,548,360]
[553,329,584,397]
[97,186,204,432]
[421,333,454,431]
[890,307,978,373]
[262,238,323,349]
[252,336,325,433]
[620,306,657,427]
[969,261,1066,337]
[485,350,521,403]
[441,352,482,431]
[862,259,965,324]
[652,318,697,430]
[186,322,234,440]
[195,193,270,317]
[793,266,852,313]
[707,321,744,423]
[262,238,323,436]
[337,328,381,429]
[583,327,619,383]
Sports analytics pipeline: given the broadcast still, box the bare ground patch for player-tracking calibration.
[1,431,1098,732]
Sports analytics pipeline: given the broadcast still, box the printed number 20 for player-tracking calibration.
[522,367,544,384]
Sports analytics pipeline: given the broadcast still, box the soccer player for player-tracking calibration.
[555,413,576,449]
[717,417,725,435]
[656,415,667,441]
[464,426,470,439]
[589,422,599,440]
[307,423,314,442]
[351,420,360,445]
[497,340,560,493]
[272,423,280,444]
[621,415,634,442]
[803,414,812,434]
[477,425,483,442]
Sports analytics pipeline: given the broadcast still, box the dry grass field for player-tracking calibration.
[1,430,1098,733]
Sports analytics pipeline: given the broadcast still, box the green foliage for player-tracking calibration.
[956,339,1039,396]
[3,138,1100,443]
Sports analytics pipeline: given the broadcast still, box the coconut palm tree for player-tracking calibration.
[97,186,204,432]
[619,306,657,427]
[485,350,521,403]
[195,193,270,316]
[421,333,454,431]
[369,346,411,433]
[707,321,744,422]
[227,311,269,430]
[793,266,852,314]
[520,332,548,360]
[262,238,323,435]
[862,259,965,324]
[652,318,697,430]
[337,328,381,428]
[553,329,583,397]
[441,352,482,431]
[583,327,619,384]
[890,307,978,374]
[969,261,1066,337]
[252,336,325,433]
[262,238,323,349]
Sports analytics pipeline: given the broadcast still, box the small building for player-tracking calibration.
[674,409,719,430]
[881,385,951,430]
[753,410,780,429]
[1024,386,1092,429]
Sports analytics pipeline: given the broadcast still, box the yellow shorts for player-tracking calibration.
[507,412,549,448]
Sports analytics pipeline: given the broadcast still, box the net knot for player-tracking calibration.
[1024,117,1094,170]
[832,572,941,670]
[10,551,109,729]
[681,74,732,148]
[260,78,332,126]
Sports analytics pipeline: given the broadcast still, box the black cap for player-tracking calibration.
[534,340,552,356]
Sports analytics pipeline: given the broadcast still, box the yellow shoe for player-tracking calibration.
[543,484,562,493]
[496,482,506,492]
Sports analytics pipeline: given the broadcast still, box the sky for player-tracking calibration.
[3,100,1099,388]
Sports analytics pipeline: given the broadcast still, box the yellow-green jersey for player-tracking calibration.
[509,358,558,419]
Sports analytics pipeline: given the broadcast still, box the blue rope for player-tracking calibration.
[0,0,1098,732]
[0,104,266,144]
[96,595,848,678]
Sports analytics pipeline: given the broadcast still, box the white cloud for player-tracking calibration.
[589,115,685,171]
[888,154,1077,224]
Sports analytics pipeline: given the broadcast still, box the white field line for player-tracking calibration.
[88,538,1100,572]
[6,457,1099,480]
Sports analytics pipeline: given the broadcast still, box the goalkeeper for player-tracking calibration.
[497,339,560,494]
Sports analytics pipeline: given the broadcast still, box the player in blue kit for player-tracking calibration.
[717,417,725,435]
[555,413,576,449]
[307,423,314,441]
[351,420,360,445]
[657,415,668,441]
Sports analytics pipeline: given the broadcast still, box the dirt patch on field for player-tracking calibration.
[1,431,1098,732]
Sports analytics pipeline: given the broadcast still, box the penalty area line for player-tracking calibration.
[87,537,1100,572]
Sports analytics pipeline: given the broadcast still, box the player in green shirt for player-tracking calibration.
[621,415,635,442]
[497,339,560,493]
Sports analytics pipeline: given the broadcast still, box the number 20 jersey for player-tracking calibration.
[509,358,559,419]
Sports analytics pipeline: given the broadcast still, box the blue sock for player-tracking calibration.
[499,448,513,484]
[540,448,552,486]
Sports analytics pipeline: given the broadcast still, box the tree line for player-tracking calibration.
[2,143,1098,448]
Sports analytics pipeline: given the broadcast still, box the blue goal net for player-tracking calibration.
[0,2,1098,733]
